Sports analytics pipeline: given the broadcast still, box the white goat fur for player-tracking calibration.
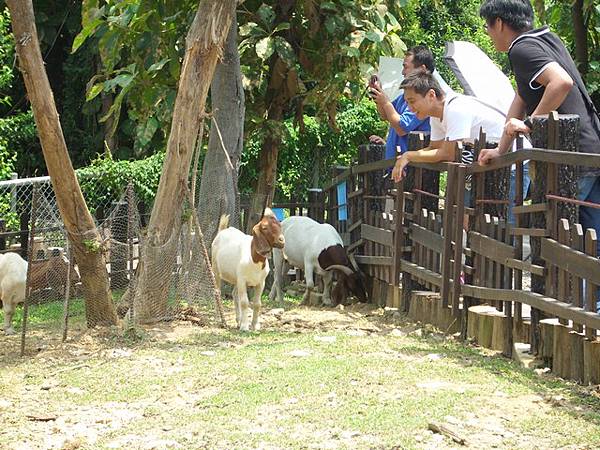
[211,213,272,331]
[0,252,28,335]
[269,216,342,305]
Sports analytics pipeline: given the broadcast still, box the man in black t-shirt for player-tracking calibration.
[478,1,600,309]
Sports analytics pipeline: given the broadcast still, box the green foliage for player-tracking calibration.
[0,8,20,178]
[73,0,198,157]
[543,1,600,103]
[401,0,508,91]
[240,98,386,200]
[76,152,164,214]
[239,1,407,128]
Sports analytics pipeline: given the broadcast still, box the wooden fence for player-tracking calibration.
[319,113,600,385]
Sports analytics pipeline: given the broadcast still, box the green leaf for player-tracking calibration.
[273,22,291,33]
[344,46,360,58]
[273,37,296,67]
[104,73,133,91]
[257,4,275,27]
[321,2,338,12]
[239,22,257,37]
[365,30,384,43]
[137,116,159,148]
[72,18,104,53]
[256,36,275,59]
[324,16,338,35]
[148,58,169,73]
[86,83,104,101]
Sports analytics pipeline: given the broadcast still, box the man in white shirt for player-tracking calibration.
[391,71,507,183]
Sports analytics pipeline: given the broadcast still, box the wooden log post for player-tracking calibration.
[0,219,6,252]
[400,133,431,311]
[307,188,324,223]
[405,132,437,213]
[528,113,580,353]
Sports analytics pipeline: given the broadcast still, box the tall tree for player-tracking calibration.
[132,0,236,321]
[198,13,245,242]
[6,0,117,326]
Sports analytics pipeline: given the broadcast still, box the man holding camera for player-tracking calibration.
[368,45,435,160]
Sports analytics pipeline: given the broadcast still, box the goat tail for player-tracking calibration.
[218,214,230,232]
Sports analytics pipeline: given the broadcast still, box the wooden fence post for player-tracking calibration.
[307,188,324,223]
[528,112,579,354]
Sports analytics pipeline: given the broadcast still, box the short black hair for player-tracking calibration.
[479,0,534,32]
[400,71,444,98]
[406,45,435,73]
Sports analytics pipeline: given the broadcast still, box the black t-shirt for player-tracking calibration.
[509,27,600,175]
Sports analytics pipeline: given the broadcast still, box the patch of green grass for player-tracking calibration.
[2,297,86,331]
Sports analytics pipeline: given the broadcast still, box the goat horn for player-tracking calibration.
[348,254,360,272]
[325,264,353,276]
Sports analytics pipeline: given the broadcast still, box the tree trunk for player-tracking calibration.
[198,15,244,244]
[572,0,588,76]
[246,57,290,232]
[132,0,236,323]
[533,0,546,24]
[7,0,117,327]
[101,93,117,155]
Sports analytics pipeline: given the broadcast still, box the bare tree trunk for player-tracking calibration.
[101,93,117,155]
[7,0,117,327]
[198,15,244,244]
[132,0,236,323]
[572,0,588,76]
[533,0,546,24]
[247,107,284,232]
[246,57,291,232]
[245,2,297,231]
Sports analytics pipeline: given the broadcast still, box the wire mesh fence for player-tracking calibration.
[0,172,225,358]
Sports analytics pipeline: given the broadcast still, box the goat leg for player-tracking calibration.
[250,282,263,331]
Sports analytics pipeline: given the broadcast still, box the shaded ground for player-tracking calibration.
[1,301,599,449]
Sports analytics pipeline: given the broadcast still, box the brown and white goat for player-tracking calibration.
[211,209,285,331]
[269,216,368,306]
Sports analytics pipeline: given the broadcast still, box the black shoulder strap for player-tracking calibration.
[518,35,600,139]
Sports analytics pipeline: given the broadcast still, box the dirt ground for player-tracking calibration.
[1,303,599,449]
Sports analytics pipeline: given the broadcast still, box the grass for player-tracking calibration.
[1,296,600,449]
[6,297,86,331]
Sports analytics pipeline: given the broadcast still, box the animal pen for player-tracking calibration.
[0,173,226,358]
[317,112,600,385]
[2,113,599,386]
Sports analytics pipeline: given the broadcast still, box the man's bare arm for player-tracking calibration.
[392,140,454,182]
[531,62,573,115]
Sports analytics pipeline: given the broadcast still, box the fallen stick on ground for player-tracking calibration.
[428,422,467,446]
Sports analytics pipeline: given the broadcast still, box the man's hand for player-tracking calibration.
[504,117,530,137]
[369,84,390,106]
[369,135,385,145]
[477,147,502,165]
[392,154,410,182]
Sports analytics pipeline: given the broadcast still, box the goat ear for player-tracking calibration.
[252,224,272,254]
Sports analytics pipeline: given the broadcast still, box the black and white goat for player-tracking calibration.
[269,216,368,306]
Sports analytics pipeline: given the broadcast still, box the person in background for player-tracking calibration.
[478,0,600,311]
[368,45,434,160]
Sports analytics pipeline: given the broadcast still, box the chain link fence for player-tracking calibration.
[0,172,224,358]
